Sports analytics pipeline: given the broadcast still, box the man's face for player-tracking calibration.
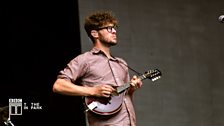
[97,24,118,46]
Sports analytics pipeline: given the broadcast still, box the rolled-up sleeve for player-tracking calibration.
[57,55,88,83]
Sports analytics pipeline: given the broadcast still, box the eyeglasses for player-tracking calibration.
[97,25,118,33]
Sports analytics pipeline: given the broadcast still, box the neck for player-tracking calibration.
[94,42,111,58]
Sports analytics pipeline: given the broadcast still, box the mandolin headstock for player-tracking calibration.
[140,69,162,81]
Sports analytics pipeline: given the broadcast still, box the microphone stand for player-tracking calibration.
[4,117,15,126]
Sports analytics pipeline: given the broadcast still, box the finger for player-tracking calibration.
[137,82,143,88]
[130,82,136,87]
[102,91,111,97]
[103,94,111,98]
[103,90,111,95]
[103,85,115,91]
[136,83,141,88]
[132,75,138,80]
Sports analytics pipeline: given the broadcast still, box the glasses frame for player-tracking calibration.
[96,25,118,33]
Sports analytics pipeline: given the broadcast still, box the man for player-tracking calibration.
[52,10,142,126]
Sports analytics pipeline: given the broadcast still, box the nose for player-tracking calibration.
[111,28,117,33]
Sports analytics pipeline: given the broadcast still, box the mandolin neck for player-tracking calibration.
[116,75,147,94]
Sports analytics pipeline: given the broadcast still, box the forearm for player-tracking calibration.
[52,78,94,96]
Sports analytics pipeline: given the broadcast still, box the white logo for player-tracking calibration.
[9,98,23,116]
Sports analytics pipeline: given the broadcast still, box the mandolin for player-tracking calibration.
[84,69,162,115]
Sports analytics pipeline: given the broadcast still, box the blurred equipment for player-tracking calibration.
[218,15,224,23]
[0,106,15,126]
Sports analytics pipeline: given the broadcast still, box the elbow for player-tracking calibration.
[52,84,57,93]
[52,79,61,93]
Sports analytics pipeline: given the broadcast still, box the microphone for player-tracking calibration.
[218,15,224,23]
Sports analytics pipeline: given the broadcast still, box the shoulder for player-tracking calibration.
[115,57,128,66]
[71,50,93,62]
[62,51,92,70]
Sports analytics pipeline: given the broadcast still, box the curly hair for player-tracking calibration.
[84,11,118,40]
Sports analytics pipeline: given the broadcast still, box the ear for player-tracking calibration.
[90,30,99,39]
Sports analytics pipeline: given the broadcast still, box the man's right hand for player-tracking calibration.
[91,84,116,98]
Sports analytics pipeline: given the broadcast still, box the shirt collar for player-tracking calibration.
[90,47,118,61]
[90,47,102,54]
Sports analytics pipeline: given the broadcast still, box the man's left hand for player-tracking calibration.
[130,75,142,90]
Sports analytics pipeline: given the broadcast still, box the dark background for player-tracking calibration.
[2,0,85,126]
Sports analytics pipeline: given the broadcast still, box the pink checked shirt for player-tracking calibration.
[57,47,137,126]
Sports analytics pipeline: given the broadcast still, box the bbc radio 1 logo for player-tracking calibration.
[9,98,23,115]
[9,98,42,116]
